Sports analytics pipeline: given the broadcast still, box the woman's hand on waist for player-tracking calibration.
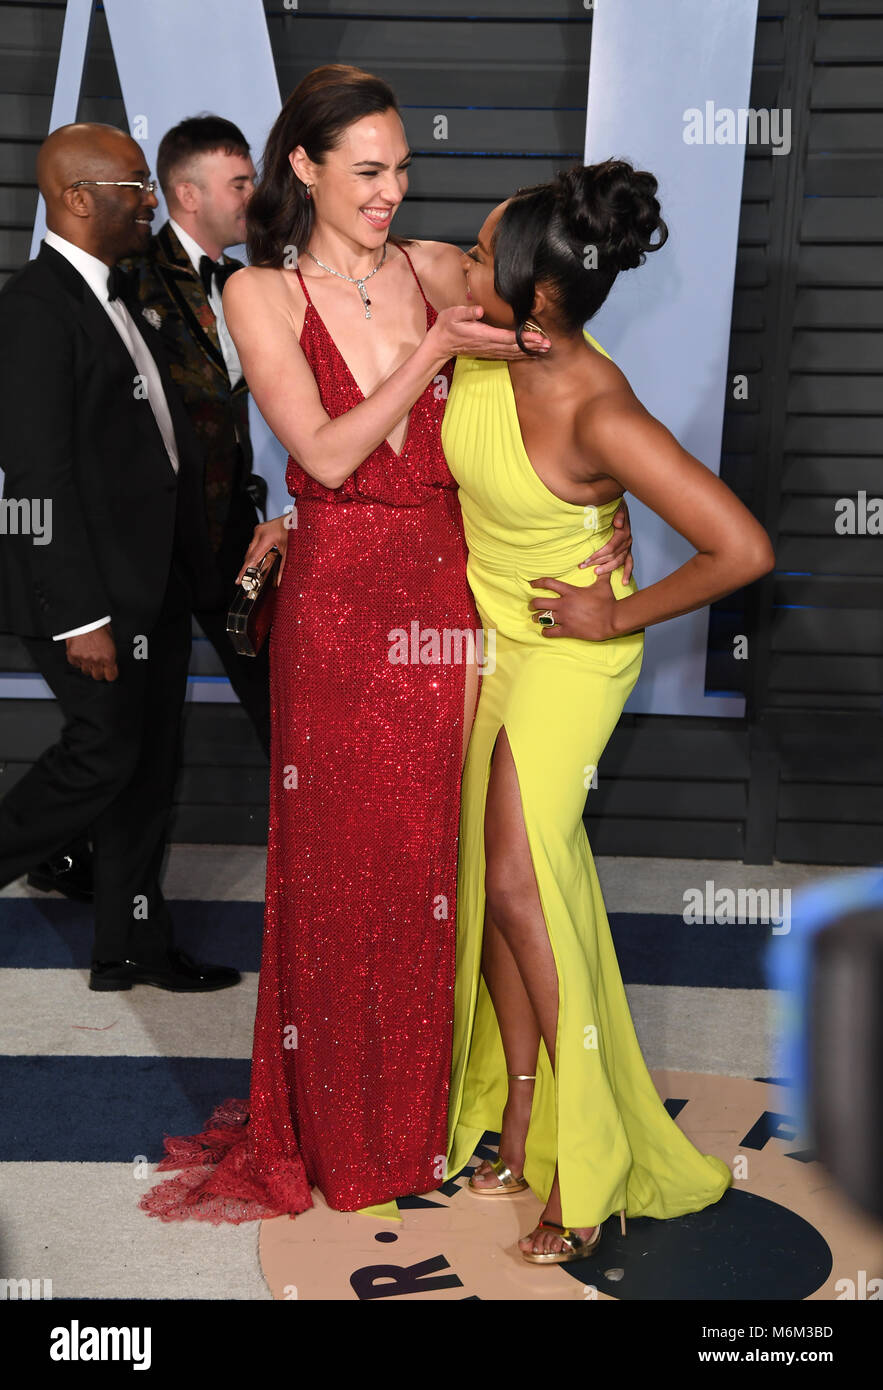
[528,572,622,642]
[579,498,634,582]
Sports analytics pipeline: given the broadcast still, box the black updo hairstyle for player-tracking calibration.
[492,158,668,354]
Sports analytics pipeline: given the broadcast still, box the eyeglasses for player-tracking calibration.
[68,179,157,195]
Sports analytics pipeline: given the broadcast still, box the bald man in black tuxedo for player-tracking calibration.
[0,122,239,992]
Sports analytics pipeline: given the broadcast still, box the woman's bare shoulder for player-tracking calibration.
[223,263,304,331]
[402,238,462,266]
[223,263,286,304]
[399,238,467,308]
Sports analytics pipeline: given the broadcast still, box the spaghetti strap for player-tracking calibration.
[294,264,313,307]
[398,244,432,311]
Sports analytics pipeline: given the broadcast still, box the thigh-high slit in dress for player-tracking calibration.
[441,346,732,1228]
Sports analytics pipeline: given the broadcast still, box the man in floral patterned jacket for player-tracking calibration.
[125,115,271,756]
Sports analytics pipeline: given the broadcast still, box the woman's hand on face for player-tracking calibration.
[527,572,620,642]
[429,305,550,361]
[236,514,293,588]
[579,498,634,582]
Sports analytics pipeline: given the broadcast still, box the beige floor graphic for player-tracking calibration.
[259,1071,883,1301]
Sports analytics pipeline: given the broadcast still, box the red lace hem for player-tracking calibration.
[139,1099,314,1225]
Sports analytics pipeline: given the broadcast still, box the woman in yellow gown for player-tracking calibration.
[442,159,775,1263]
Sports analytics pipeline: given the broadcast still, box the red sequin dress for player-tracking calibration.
[140,246,480,1222]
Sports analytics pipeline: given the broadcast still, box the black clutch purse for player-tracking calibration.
[227,545,281,657]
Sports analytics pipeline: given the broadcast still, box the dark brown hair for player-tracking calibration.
[247,65,403,267]
[156,114,250,198]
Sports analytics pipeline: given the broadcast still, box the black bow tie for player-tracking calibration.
[199,255,238,298]
[107,263,138,304]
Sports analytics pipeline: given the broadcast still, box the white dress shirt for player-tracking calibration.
[168,218,243,388]
[44,229,181,641]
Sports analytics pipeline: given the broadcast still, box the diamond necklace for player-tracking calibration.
[303,243,388,319]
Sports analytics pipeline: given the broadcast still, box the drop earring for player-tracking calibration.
[304,183,312,200]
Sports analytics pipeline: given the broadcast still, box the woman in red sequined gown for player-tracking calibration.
[140,68,627,1224]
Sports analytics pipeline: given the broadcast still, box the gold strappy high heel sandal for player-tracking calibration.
[521,1209,627,1264]
[467,1073,534,1196]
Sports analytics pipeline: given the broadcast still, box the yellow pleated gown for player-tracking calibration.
[441,339,732,1229]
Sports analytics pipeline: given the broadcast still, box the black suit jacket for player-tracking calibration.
[0,241,225,645]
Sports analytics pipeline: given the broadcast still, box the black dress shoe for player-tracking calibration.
[27,849,94,903]
[89,946,241,993]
